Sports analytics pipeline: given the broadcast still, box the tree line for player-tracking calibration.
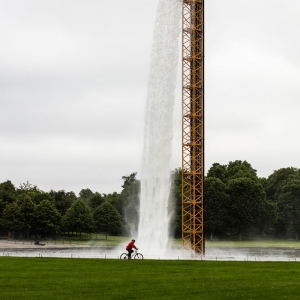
[209,161,300,240]
[171,160,300,240]
[1,160,300,240]
[0,173,139,240]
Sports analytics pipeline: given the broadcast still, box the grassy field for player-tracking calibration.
[1,257,300,299]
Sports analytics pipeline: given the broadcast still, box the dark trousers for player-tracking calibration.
[127,249,133,259]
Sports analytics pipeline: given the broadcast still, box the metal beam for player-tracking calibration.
[182,0,205,256]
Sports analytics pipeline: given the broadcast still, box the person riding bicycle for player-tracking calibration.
[126,239,138,259]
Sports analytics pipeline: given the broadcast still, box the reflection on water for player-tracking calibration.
[205,247,300,261]
[2,246,300,261]
[0,247,120,259]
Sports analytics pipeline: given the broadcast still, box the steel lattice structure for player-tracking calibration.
[182,0,205,255]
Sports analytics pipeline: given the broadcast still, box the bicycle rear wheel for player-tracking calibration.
[120,253,128,259]
[134,253,144,260]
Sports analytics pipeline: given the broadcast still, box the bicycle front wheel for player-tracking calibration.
[134,253,144,260]
[120,253,128,259]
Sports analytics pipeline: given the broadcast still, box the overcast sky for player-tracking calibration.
[1,0,299,195]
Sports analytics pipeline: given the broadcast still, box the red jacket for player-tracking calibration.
[126,241,137,250]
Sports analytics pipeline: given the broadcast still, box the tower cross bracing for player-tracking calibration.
[182,0,205,255]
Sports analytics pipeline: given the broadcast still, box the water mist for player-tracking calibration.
[137,0,182,256]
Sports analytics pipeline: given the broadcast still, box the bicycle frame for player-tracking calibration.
[120,249,143,260]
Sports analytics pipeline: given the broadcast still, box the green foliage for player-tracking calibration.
[93,201,122,239]
[265,167,299,201]
[0,199,6,217]
[207,161,258,183]
[278,178,300,238]
[18,190,55,206]
[204,177,229,239]
[18,194,36,238]
[49,190,76,215]
[169,168,182,238]
[88,192,104,211]
[103,192,122,214]
[226,177,266,238]
[225,160,258,181]
[0,180,16,203]
[256,198,278,235]
[205,160,276,239]
[206,163,227,181]
[63,199,94,235]
[265,167,300,237]
[18,181,39,192]
[120,180,140,234]
[35,200,61,234]
[1,202,24,232]
[121,172,137,188]
[2,161,300,241]
[79,188,94,200]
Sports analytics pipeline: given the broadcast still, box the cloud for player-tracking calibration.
[0,0,300,193]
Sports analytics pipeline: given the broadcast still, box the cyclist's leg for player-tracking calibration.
[128,249,133,259]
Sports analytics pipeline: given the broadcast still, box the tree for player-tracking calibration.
[18,181,39,192]
[93,202,122,240]
[18,194,36,239]
[265,167,298,202]
[207,163,227,182]
[49,190,76,216]
[169,168,182,238]
[120,181,140,235]
[0,180,16,204]
[226,177,265,240]
[207,161,258,184]
[265,168,299,236]
[62,199,94,238]
[88,192,105,211]
[278,179,300,239]
[121,172,137,188]
[35,200,61,236]
[0,199,6,218]
[104,192,122,216]
[225,160,258,181]
[18,188,55,206]
[255,198,278,236]
[1,202,24,237]
[79,188,94,200]
[204,177,230,239]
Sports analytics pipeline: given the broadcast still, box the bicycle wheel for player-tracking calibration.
[120,253,128,259]
[134,253,144,260]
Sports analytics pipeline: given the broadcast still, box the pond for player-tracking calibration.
[1,246,300,261]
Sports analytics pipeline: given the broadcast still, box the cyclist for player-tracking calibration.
[126,239,138,259]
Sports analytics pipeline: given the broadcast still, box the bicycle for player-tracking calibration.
[120,249,143,260]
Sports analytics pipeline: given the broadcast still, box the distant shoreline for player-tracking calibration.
[0,240,116,249]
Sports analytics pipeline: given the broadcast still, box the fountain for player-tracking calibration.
[137,0,182,256]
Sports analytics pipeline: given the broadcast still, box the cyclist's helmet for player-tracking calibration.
[132,239,135,242]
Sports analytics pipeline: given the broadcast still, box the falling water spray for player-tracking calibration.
[137,0,182,256]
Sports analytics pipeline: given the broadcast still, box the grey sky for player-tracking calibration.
[1,0,300,194]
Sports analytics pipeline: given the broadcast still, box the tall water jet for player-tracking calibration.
[137,0,182,256]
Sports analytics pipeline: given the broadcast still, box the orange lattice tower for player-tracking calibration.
[182,0,205,255]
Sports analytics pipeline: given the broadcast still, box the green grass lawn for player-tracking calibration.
[1,257,300,300]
